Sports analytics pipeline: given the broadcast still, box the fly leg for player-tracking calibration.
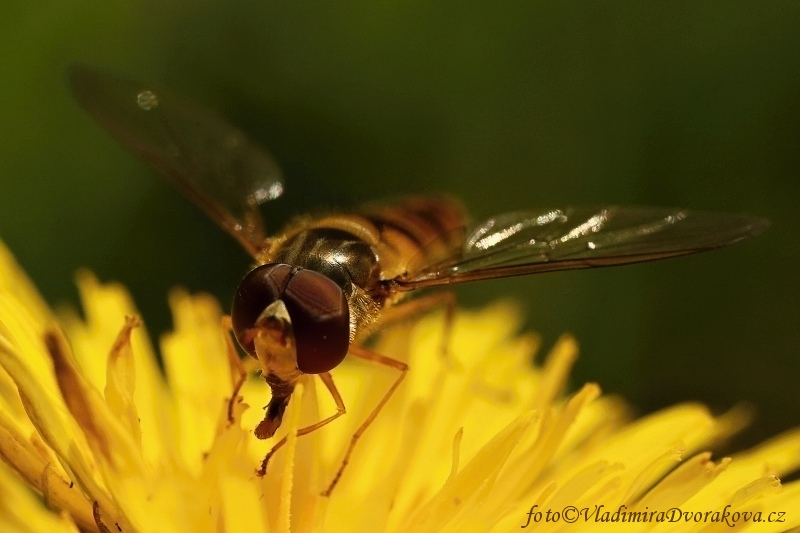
[221,316,261,424]
[257,371,346,476]
[321,345,408,497]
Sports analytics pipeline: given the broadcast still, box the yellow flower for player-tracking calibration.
[1,238,799,533]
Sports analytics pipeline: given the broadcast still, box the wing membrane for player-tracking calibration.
[68,64,284,257]
[398,206,769,289]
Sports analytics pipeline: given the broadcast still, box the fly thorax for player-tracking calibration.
[273,228,381,293]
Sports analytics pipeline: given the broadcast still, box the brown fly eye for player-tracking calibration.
[231,264,351,374]
[231,263,294,354]
[283,269,350,374]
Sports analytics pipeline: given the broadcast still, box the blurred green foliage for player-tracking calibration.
[2,1,799,449]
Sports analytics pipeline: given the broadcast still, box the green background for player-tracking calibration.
[2,2,798,450]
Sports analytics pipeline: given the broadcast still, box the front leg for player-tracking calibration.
[257,371,346,476]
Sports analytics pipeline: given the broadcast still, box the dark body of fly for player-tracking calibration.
[263,197,467,343]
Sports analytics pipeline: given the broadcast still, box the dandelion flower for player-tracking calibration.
[1,239,799,532]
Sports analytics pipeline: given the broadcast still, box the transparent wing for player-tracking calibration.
[397,206,769,290]
[68,64,284,257]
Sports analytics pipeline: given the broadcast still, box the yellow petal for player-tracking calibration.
[64,271,172,469]
[160,290,232,474]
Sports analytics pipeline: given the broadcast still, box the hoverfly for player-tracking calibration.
[68,64,768,496]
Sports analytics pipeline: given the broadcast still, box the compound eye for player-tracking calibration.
[283,269,350,374]
[231,263,294,354]
[231,264,351,374]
